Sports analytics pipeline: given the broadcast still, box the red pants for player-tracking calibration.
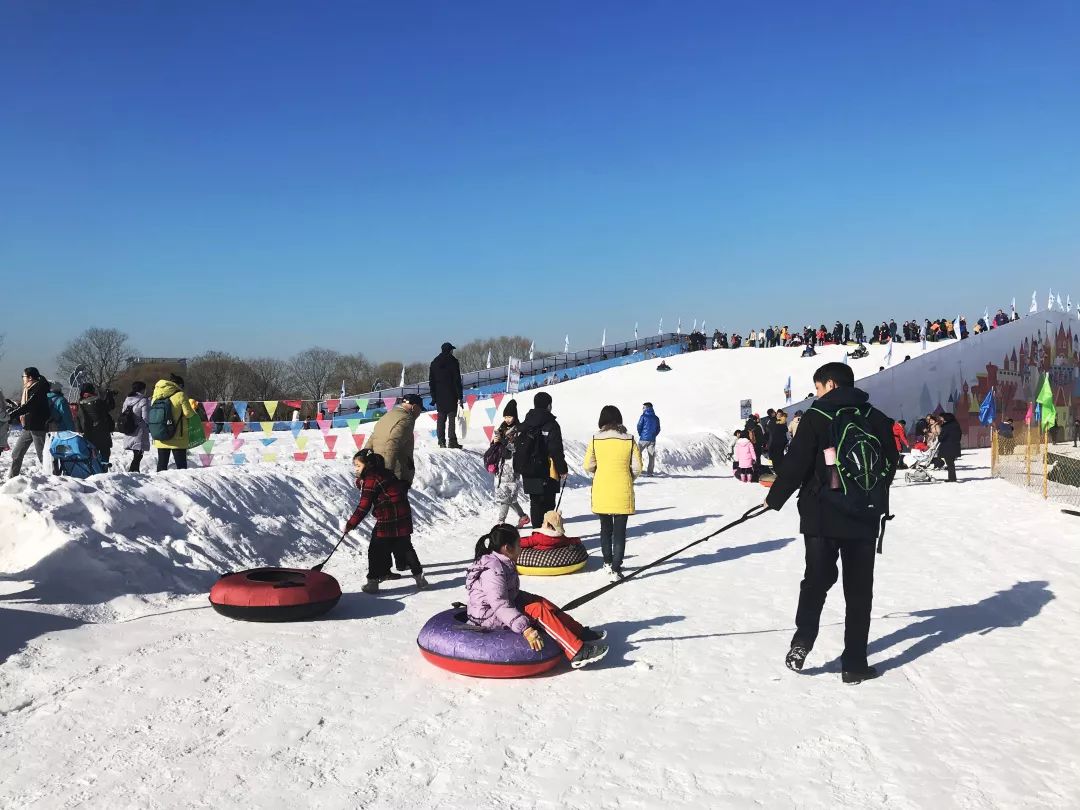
[516,592,583,659]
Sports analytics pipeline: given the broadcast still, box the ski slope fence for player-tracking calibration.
[992,428,1080,511]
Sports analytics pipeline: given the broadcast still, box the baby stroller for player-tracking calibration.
[50,431,106,479]
[904,439,940,484]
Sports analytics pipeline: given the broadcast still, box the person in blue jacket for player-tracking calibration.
[636,402,661,476]
[46,382,76,474]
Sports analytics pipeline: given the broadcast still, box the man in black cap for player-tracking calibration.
[429,342,463,449]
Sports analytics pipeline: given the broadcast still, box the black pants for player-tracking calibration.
[436,409,458,447]
[792,534,876,671]
[944,457,957,482]
[129,450,144,472]
[157,448,188,471]
[368,535,422,580]
[598,514,629,570]
[527,478,559,528]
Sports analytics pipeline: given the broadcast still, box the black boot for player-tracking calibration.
[841,665,879,684]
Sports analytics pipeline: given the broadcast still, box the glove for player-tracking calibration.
[523,627,545,652]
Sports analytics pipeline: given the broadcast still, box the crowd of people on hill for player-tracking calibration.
[691,306,1019,353]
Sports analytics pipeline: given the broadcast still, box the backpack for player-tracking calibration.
[482,442,503,475]
[513,425,549,479]
[811,404,893,525]
[118,404,137,436]
[148,395,179,441]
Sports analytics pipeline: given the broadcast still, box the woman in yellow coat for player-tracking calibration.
[151,374,197,471]
[584,405,643,582]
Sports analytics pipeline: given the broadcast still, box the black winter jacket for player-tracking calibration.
[766,386,898,540]
[428,351,463,411]
[937,415,962,460]
[76,395,114,451]
[7,378,52,431]
[519,408,568,479]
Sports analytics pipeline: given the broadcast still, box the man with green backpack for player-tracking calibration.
[150,374,197,471]
[765,362,898,684]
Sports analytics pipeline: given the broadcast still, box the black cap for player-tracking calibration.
[441,342,456,352]
[401,394,425,410]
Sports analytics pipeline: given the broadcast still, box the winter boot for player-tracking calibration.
[361,579,380,595]
[580,627,607,642]
[414,574,430,590]
[516,515,531,529]
[570,643,610,669]
[377,572,403,582]
[841,666,879,685]
[785,645,809,672]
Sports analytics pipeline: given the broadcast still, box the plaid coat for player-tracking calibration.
[346,467,413,538]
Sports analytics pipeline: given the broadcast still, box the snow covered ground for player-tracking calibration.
[2,342,1078,808]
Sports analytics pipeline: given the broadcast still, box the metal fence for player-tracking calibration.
[992,428,1080,511]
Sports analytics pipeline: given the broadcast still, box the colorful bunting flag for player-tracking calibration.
[352,434,367,450]
[201,402,219,420]
[232,453,246,465]
[290,422,303,439]
[232,438,245,452]
[282,400,302,411]
[354,398,369,413]
[483,425,495,442]
[316,418,331,434]
[262,453,277,463]
[202,425,214,443]
[264,401,278,419]
[233,401,248,421]
[293,452,308,462]
[323,451,337,460]
[466,394,478,409]
[296,436,309,451]
[325,435,338,451]
[230,422,246,438]
[493,393,505,410]
[202,439,215,453]
[199,454,213,467]
[383,397,397,411]
[325,399,341,414]
[261,438,276,447]
[486,407,497,423]
[260,421,274,436]
[346,418,362,433]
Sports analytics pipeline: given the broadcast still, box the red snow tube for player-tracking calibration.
[209,567,341,622]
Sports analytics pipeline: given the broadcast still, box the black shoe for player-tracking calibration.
[580,627,607,643]
[448,443,463,450]
[437,443,446,449]
[785,645,809,672]
[570,643,609,669]
[841,666,879,684]
[377,572,403,582]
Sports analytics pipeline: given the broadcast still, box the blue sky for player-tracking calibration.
[2,1,1079,387]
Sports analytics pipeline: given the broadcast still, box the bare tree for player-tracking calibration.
[372,361,404,390]
[187,351,243,401]
[289,347,342,401]
[332,353,375,396]
[454,336,534,373]
[56,327,136,393]
[235,357,294,400]
[405,362,428,386]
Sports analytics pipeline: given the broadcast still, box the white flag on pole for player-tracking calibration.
[1056,293,1064,312]
[1048,289,1054,310]
[564,335,569,353]
[885,341,894,367]
[633,322,638,340]
[921,331,927,351]
[955,314,962,340]
[398,366,405,387]
[691,318,697,332]
[486,349,492,369]
[701,319,706,333]
[1031,290,1038,313]
[983,308,990,330]
[676,318,682,335]
[658,317,663,336]
[1011,297,1016,317]
[601,328,606,348]
[528,341,534,360]
[1068,295,1073,313]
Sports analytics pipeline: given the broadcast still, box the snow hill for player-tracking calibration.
[2,336,1079,808]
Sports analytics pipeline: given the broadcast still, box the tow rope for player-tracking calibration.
[560,504,770,611]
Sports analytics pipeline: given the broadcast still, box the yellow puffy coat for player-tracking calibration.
[584,429,643,515]
[151,379,196,450]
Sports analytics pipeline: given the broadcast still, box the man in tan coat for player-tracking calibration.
[365,393,424,487]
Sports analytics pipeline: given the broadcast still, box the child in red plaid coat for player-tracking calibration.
[344,449,429,593]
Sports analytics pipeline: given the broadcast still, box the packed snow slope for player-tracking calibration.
[3,337,1079,808]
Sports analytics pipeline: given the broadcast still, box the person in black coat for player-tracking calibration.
[765,362,898,683]
[767,412,789,473]
[6,367,52,477]
[516,391,568,527]
[75,383,115,469]
[936,412,963,482]
[428,342,464,449]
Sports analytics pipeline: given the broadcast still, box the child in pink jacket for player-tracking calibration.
[733,430,757,483]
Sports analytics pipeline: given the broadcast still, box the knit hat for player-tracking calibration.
[503,399,518,419]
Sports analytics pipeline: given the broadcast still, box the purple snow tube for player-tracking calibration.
[417,608,563,678]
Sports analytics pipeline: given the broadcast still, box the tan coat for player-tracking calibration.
[365,405,417,484]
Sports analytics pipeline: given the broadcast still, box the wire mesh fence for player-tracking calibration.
[992,428,1080,511]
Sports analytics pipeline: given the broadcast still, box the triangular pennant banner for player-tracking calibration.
[296,436,309,451]
[325,399,341,414]
[263,400,279,419]
[293,452,308,462]
[430,429,439,439]
[324,435,338,451]
[383,397,397,411]
[232,453,246,465]
[291,422,303,439]
[260,421,274,436]
[282,400,302,411]
[493,393,505,410]
[429,412,439,422]
[316,418,331,434]
[323,451,337,460]
[486,407,497,423]
[233,401,248,422]
[483,425,495,442]
[352,433,367,450]
[354,398,369,413]
[262,452,277,463]
[201,401,219,420]
[466,394,478,409]
[200,454,213,467]
[202,426,215,444]
[232,438,245,452]
[346,418,362,433]
[230,422,245,438]
[261,438,277,447]
[202,440,215,454]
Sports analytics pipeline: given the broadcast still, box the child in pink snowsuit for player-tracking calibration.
[733,430,757,482]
